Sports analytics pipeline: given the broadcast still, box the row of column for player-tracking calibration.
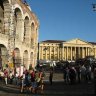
[62,47,94,60]
[39,46,96,61]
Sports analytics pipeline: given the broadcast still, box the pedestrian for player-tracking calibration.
[4,69,8,85]
[86,66,92,83]
[24,70,30,90]
[0,69,4,82]
[9,71,13,84]
[49,68,53,85]
[39,69,45,91]
[76,65,81,83]
[15,72,19,85]
[64,67,70,84]
[20,72,25,93]
[29,69,36,93]
[69,67,76,84]
[80,65,86,83]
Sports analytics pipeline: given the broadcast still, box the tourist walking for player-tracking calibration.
[76,65,81,83]
[15,72,19,85]
[80,65,86,83]
[4,69,8,85]
[49,68,53,85]
[38,69,45,91]
[63,67,70,84]
[9,71,13,84]
[69,67,76,84]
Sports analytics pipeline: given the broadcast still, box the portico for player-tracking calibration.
[39,38,96,61]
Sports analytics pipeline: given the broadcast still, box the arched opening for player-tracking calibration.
[23,50,28,69]
[0,0,4,34]
[0,44,8,70]
[31,22,35,48]
[3,0,10,34]
[13,48,21,68]
[31,22,35,32]
[14,8,22,39]
[24,16,30,42]
[35,28,38,43]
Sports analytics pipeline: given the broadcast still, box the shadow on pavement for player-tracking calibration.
[0,81,95,96]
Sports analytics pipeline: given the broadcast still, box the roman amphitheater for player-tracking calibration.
[0,0,39,74]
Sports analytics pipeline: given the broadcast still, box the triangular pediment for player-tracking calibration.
[64,38,91,45]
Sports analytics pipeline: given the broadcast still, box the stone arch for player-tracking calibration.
[35,27,38,42]
[24,13,30,20]
[13,48,21,67]
[23,16,30,42]
[14,7,22,39]
[0,44,8,69]
[0,0,5,34]
[31,22,35,32]
[30,22,35,47]
[3,0,10,34]
[14,4,23,16]
[23,50,28,69]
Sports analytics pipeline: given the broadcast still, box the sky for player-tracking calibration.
[27,0,96,42]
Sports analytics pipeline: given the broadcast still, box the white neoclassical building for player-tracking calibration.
[0,0,39,72]
[39,38,96,61]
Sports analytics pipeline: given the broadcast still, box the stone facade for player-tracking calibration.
[39,38,96,61]
[0,0,39,71]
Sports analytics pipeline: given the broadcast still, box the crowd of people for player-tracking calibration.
[0,63,96,94]
[63,63,96,94]
[0,68,45,93]
[63,64,94,84]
